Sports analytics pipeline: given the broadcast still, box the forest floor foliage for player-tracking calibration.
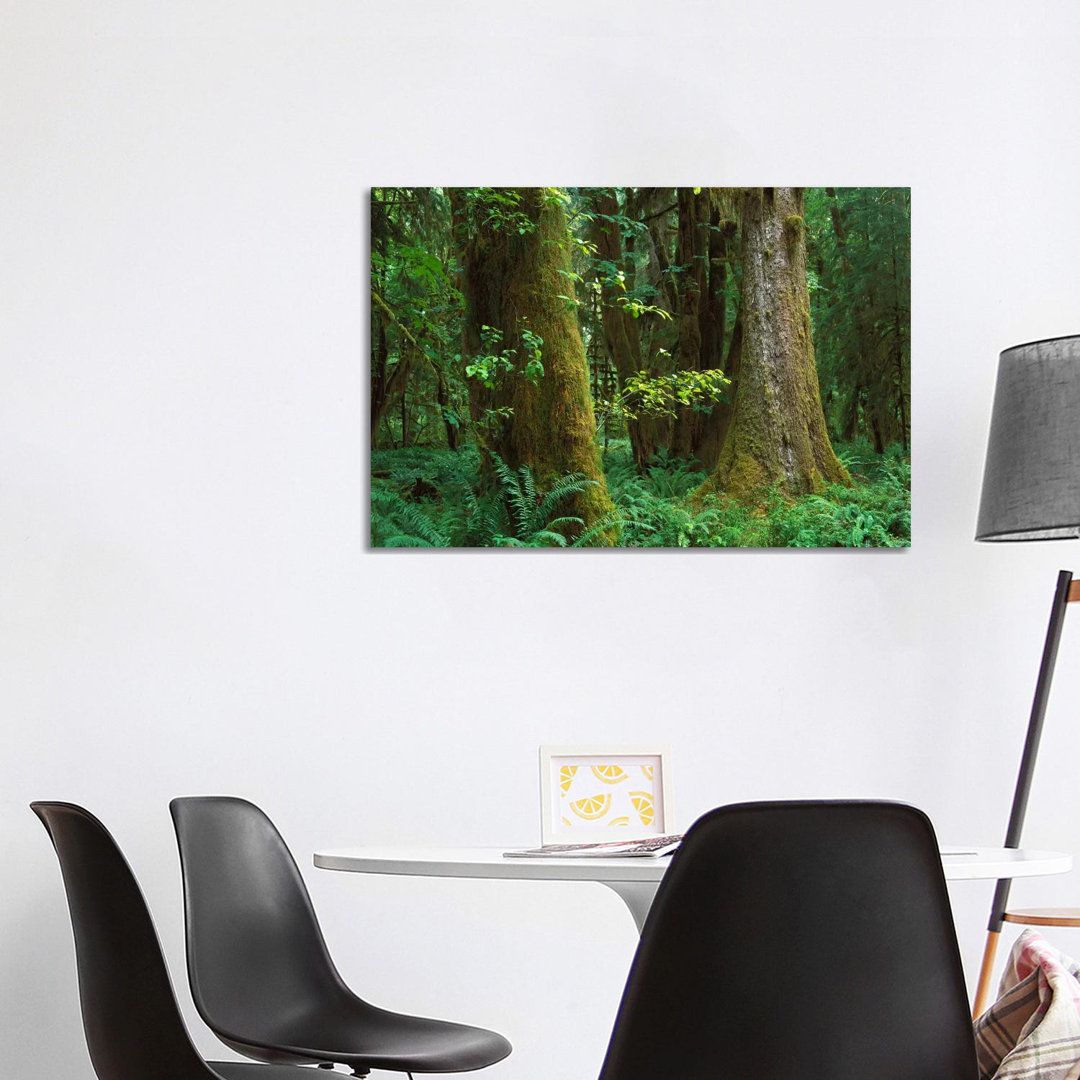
[370,437,910,549]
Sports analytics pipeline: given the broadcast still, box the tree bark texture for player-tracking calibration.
[671,188,710,460]
[435,371,459,451]
[700,201,732,375]
[370,305,390,448]
[705,188,848,497]
[694,204,739,470]
[824,187,852,274]
[451,188,616,533]
[697,304,741,472]
[370,291,419,449]
[588,189,660,469]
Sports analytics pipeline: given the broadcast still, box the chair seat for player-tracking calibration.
[225,1003,512,1073]
[209,1066,322,1080]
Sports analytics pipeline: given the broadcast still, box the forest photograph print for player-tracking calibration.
[371,187,910,548]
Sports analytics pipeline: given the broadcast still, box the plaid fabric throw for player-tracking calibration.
[974,929,1080,1080]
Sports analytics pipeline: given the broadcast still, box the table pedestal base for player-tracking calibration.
[600,881,659,934]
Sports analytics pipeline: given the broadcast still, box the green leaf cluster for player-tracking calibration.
[462,324,545,390]
[597,367,730,427]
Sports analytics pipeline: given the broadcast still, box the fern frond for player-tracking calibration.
[371,487,448,547]
[503,465,534,539]
[572,511,623,547]
[488,453,531,539]
[544,515,586,533]
[489,452,518,500]
[528,529,569,547]
[537,473,595,521]
[519,465,538,533]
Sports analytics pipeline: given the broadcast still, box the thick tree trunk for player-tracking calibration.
[624,188,677,451]
[399,382,409,448]
[697,305,741,472]
[370,306,390,449]
[695,205,738,470]
[641,187,679,311]
[451,188,616,536]
[824,186,852,274]
[700,201,732,375]
[671,187,709,460]
[436,371,459,450]
[369,291,417,449]
[704,188,849,497]
[589,188,659,469]
[841,384,864,442]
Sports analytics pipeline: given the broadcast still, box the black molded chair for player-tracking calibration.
[169,796,511,1077]
[31,801,316,1080]
[598,800,979,1080]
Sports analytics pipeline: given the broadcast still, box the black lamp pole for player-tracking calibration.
[972,570,1074,1014]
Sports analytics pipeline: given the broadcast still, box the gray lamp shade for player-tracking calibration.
[976,335,1080,541]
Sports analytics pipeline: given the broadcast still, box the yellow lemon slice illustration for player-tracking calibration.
[609,816,630,827]
[559,765,578,793]
[561,816,572,827]
[569,793,612,821]
[630,791,654,827]
[591,764,628,784]
[641,764,654,781]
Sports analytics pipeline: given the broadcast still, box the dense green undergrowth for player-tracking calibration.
[370,438,910,548]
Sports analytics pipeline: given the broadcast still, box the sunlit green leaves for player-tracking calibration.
[596,367,731,427]
[463,324,546,390]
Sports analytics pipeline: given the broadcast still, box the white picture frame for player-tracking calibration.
[538,745,673,845]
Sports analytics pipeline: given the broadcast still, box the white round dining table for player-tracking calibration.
[314,844,1073,934]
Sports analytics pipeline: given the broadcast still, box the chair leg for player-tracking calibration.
[972,928,1001,1019]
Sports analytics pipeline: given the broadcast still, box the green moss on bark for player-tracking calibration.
[452,188,617,542]
[701,187,848,501]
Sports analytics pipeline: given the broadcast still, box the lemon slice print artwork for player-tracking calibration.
[559,765,578,793]
[569,793,612,821]
[591,764,628,784]
[630,791,654,827]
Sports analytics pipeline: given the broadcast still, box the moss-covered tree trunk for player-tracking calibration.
[697,304,741,471]
[637,189,680,371]
[695,199,739,470]
[703,187,848,497]
[589,188,660,470]
[671,187,710,460]
[451,188,616,535]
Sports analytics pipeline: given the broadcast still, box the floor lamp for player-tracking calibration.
[972,334,1080,1018]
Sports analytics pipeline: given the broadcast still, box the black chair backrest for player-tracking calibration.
[598,800,978,1080]
[31,802,218,1080]
[169,796,352,1042]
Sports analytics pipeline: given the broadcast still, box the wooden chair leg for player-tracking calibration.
[973,929,1001,1019]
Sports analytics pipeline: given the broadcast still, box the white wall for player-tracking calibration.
[4,2,1080,1076]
